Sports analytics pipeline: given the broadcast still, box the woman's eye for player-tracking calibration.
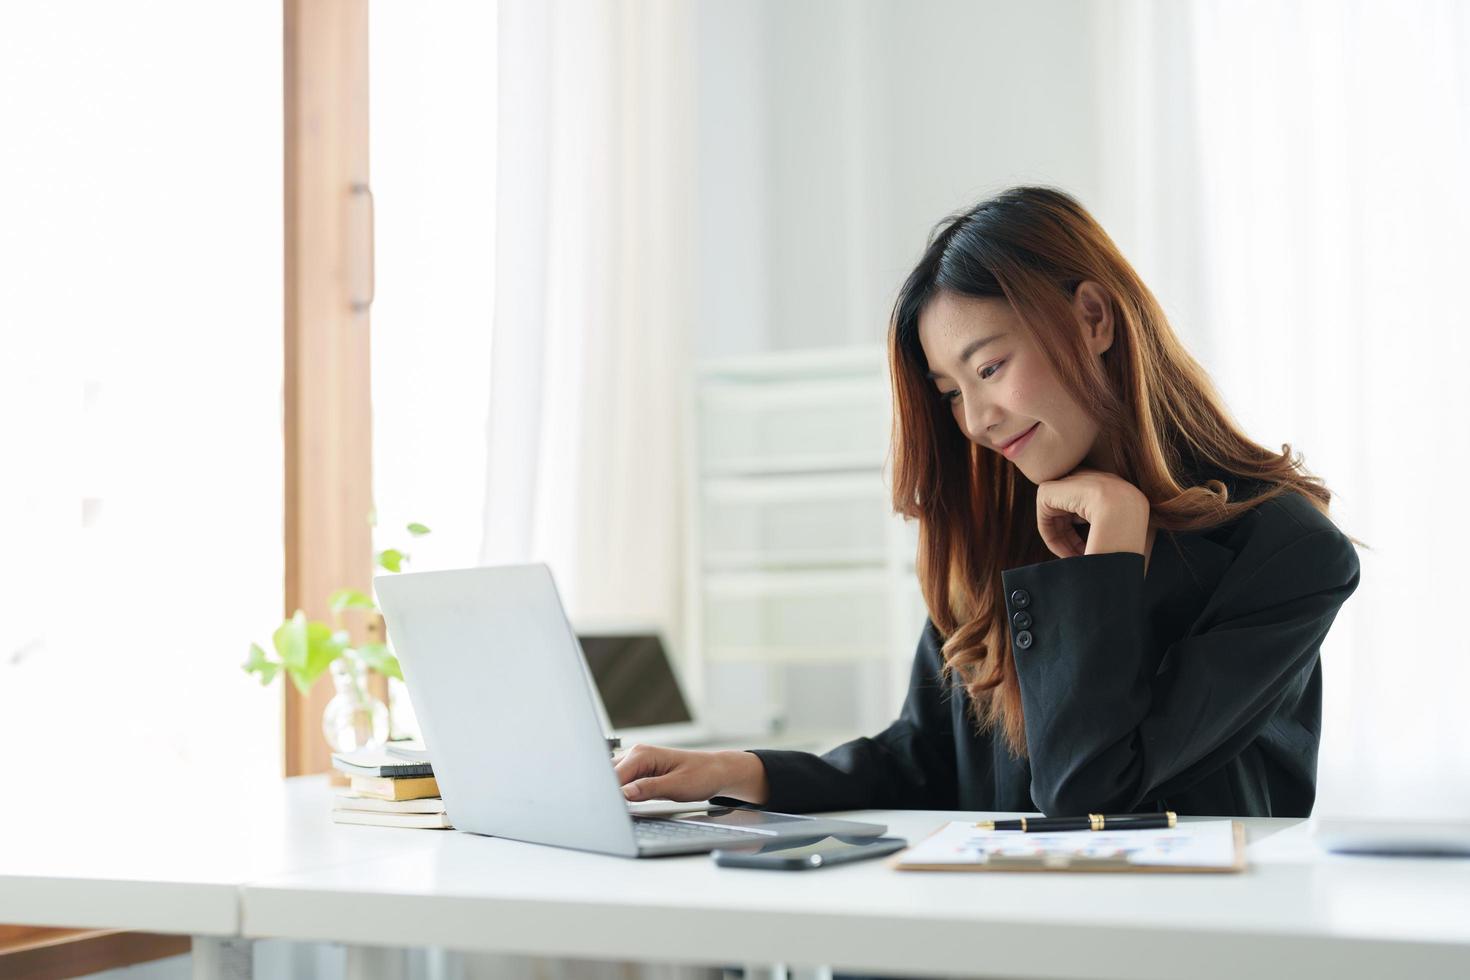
[941,390,960,404]
[979,360,1005,381]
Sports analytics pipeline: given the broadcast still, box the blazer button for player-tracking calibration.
[1015,630,1033,650]
[1010,588,1031,609]
[1011,610,1032,630]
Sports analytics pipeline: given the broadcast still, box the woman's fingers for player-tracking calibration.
[1036,471,1109,558]
[613,744,723,802]
[612,743,663,784]
[1037,470,1151,560]
[614,745,689,801]
[1037,514,1087,558]
[1036,482,1085,558]
[622,775,677,801]
[1035,499,1086,558]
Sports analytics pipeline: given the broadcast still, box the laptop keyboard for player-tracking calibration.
[633,818,763,846]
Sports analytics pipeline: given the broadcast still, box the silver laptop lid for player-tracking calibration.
[374,563,639,857]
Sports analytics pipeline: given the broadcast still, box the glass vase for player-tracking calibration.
[321,655,389,753]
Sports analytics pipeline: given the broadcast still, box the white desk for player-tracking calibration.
[0,776,442,975]
[240,779,1470,980]
[4,776,1469,980]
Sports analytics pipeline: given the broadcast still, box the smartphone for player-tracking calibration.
[711,834,908,870]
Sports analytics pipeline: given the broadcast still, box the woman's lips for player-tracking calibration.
[999,422,1040,460]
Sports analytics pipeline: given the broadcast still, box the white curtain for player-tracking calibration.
[461,3,698,976]
[1098,0,1470,818]
[481,0,695,636]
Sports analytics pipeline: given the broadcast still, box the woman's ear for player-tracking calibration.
[1072,280,1115,356]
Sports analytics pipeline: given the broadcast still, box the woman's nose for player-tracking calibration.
[962,397,999,445]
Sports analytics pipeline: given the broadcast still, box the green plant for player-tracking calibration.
[242,521,432,693]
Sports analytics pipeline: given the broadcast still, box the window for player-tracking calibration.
[0,2,283,796]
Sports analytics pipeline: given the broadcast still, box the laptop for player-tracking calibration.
[573,625,718,747]
[373,562,888,857]
[1312,818,1470,856]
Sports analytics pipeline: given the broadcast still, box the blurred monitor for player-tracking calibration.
[576,627,713,746]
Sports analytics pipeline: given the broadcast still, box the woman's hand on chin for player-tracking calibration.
[1035,467,1151,560]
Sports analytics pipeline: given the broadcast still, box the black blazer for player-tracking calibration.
[739,490,1361,818]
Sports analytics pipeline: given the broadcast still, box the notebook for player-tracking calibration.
[332,809,452,830]
[333,792,446,815]
[893,819,1246,873]
[331,746,434,779]
[349,774,440,801]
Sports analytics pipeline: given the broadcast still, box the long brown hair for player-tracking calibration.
[889,186,1336,758]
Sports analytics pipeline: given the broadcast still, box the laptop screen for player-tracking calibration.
[578,633,693,729]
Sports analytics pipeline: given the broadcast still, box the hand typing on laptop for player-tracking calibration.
[375,564,886,856]
[614,744,770,806]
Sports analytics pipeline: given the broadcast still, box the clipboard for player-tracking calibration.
[889,818,1247,873]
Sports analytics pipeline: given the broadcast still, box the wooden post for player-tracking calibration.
[282,0,374,777]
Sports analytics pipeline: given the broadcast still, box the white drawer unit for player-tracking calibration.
[702,473,913,570]
[683,346,933,737]
[699,377,891,475]
[702,569,892,661]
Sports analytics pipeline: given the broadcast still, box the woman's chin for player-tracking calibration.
[1016,459,1073,485]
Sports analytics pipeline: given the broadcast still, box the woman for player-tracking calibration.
[616,186,1361,818]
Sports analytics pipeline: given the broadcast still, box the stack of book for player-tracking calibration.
[329,745,451,829]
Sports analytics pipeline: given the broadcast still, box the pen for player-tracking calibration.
[975,812,1178,832]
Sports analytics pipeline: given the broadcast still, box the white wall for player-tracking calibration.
[692,0,1108,733]
[694,0,1106,357]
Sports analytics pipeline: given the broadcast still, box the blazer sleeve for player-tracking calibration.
[730,620,960,813]
[1004,525,1360,816]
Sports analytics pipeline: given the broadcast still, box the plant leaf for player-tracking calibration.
[405,522,431,536]
[356,642,402,681]
[274,612,347,693]
[300,620,347,687]
[273,611,310,672]
[376,548,404,573]
[242,642,279,686]
[329,588,376,613]
[286,665,313,695]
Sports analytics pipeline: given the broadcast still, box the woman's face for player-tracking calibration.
[916,284,1115,485]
